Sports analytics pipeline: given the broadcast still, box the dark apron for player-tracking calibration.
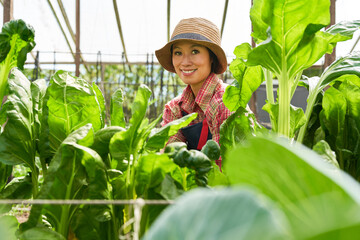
[181,110,212,150]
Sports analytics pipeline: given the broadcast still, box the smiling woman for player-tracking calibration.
[156,17,235,168]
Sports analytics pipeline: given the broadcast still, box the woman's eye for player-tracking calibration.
[192,49,200,54]
[174,51,182,56]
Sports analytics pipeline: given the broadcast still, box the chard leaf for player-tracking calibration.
[298,52,360,142]
[225,135,360,239]
[21,124,111,238]
[110,84,151,160]
[0,19,35,104]
[31,78,47,151]
[0,163,12,191]
[219,107,264,164]
[247,0,360,137]
[248,0,360,79]
[0,175,32,199]
[0,69,40,195]
[316,52,360,92]
[145,113,197,150]
[325,20,360,41]
[71,207,117,240]
[0,69,35,166]
[312,140,339,168]
[223,43,264,111]
[135,153,178,197]
[91,126,125,165]
[320,78,360,179]
[143,188,290,240]
[19,227,66,240]
[110,88,126,127]
[92,83,106,127]
[0,19,35,68]
[39,70,105,161]
[0,215,21,240]
[319,87,347,153]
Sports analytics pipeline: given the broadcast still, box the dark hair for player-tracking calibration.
[208,48,218,73]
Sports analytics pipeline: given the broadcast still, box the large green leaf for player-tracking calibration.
[0,69,40,194]
[21,124,111,238]
[298,53,360,142]
[135,153,178,197]
[92,82,106,126]
[0,163,12,191]
[225,135,360,239]
[307,221,360,240]
[39,70,105,161]
[0,19,35,104]
[320,78,360,179]
[31,78,47,152]
[143,188,291,240]
[0,175,32,200]
[110,84,152,160]
[0,69,36,167]
[0,19,35,67]
[110,88,126,127]
[0,215,21,240]
[248,0,360,80]
[223,43,264,112]
[219,107,265,165]
[145,113,197,150]
[19,227,66,240]
[91,126,125,166]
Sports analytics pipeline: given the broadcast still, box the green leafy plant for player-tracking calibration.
[221,0,360,180]
[0,19,35,106]
[0,68,212,238]
[0,69,46,196]
[144,135,360,239]
[223,0,360,139]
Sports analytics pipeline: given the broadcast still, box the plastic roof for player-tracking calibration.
[1,0,360,70]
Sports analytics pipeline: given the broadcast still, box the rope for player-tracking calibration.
[0,199,174,205]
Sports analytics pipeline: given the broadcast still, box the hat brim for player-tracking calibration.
[155,38,227,74]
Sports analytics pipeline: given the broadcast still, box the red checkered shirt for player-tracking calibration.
[161,73,232,152]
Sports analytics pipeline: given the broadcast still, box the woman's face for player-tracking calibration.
[172,41,213,96]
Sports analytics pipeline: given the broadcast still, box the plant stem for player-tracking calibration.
[278,72,291,138]
[31,169,38,197]
[59,153,77,237]
[297,93,317,143]
[265,68,274,104]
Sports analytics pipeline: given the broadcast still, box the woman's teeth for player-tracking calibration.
[182,70,195,73]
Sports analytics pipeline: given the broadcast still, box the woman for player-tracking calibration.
[155,17,232,167]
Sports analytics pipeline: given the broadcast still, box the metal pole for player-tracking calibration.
[167,0,171,42]
[3,0,13,24]
[75,0,80,77]
[220,0,229,37]
[324,0,336,68]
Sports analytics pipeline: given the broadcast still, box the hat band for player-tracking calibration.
[171,33,212,43]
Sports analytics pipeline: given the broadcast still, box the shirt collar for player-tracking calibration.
[179,73,220,113]
[195,73,219,112]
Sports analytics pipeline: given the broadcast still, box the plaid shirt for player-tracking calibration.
[161,73,232,150]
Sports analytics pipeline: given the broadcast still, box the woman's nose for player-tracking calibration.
[181,54,192,65]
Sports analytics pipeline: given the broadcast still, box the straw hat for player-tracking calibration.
[155,17,227,74]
